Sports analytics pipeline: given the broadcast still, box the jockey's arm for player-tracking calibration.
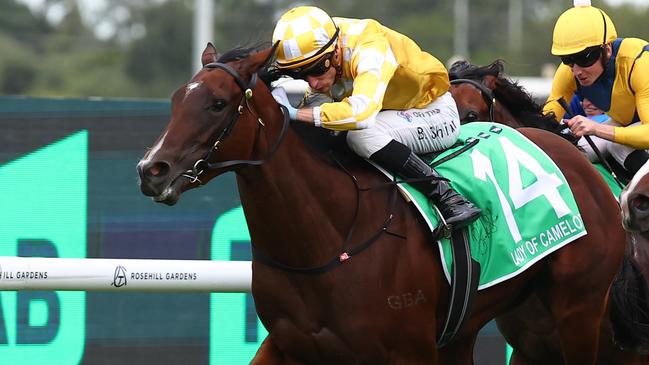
[294,107,316,125]
[544,62,649,148]
[308,39,397,131]
[614,57,649,149]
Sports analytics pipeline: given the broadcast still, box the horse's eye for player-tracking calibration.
[467,111,478,122]
[209,100,227,112]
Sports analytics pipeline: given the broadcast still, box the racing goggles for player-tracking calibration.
[283,53,334,79]
[560,46,603,68]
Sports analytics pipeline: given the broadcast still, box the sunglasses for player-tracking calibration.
[283,53,334,79]
[560,46,603,68]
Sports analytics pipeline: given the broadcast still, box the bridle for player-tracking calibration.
[450,78,496,123]
[181,62,290,184]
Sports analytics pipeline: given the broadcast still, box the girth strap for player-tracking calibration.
[437,227,481,348]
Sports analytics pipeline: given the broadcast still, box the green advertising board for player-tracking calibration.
[0,132,87,364]
[211,207,267,364]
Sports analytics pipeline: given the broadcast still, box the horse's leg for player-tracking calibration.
[496,293,565,364]
[437,336,476,365]
[250,337,301,365]
[544,275,610,364]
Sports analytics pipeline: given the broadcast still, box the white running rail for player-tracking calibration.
[0,257,251,292]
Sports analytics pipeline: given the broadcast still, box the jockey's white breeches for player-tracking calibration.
[346,92,461,158]
[577,120,642,166]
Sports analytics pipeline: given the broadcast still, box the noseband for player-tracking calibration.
[181,62,290,184]
[450,78,496,123]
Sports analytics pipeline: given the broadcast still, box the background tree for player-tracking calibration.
[1,0,647,98]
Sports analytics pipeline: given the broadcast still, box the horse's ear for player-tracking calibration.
[201,42,220,66]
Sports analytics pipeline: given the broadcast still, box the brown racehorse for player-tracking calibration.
[137,44,626,364]
[449,60,649,364]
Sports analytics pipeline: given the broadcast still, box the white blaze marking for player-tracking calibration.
[620,160,649,217]
[185,82,203,98]
[140,131,168,165]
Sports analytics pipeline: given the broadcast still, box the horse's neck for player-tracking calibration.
[494,104,522,128]
[235,129,366,266]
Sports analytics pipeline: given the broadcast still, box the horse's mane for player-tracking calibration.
[215,43,283,87]
[449,60,576,143]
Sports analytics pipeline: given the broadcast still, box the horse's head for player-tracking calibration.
[137,43,279,205]
[448,59,519,126]
[621,162,649,233]
[449,78,498,124]
[449,60,577,144]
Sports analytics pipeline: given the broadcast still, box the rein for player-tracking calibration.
[181,62,290,183]
[450,78,496,122]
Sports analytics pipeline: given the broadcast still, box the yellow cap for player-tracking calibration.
[551,4,617,56]
[272,6,338,69]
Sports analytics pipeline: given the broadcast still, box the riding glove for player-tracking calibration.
[271,87,298,120]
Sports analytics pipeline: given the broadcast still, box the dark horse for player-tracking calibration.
[449,59,649,364]
[449,60,569,134]
[137,44,626,364]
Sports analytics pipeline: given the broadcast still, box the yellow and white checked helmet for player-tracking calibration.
[272,6,339,69]
[551,0,617,56]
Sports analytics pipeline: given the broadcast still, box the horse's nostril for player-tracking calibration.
[146,161,170,178]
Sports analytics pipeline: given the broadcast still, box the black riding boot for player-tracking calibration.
[370,140,481,229]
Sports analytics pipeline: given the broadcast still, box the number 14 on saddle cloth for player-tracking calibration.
[396,122,586,289]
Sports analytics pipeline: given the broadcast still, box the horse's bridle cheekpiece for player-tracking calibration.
[181,62,290,184]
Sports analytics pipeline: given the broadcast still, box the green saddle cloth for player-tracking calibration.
[395,122,588,289]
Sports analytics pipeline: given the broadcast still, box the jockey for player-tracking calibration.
[270,6,481,229]
[543,0,649,176]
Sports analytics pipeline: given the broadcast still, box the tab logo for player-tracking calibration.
[0,131,87,364]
